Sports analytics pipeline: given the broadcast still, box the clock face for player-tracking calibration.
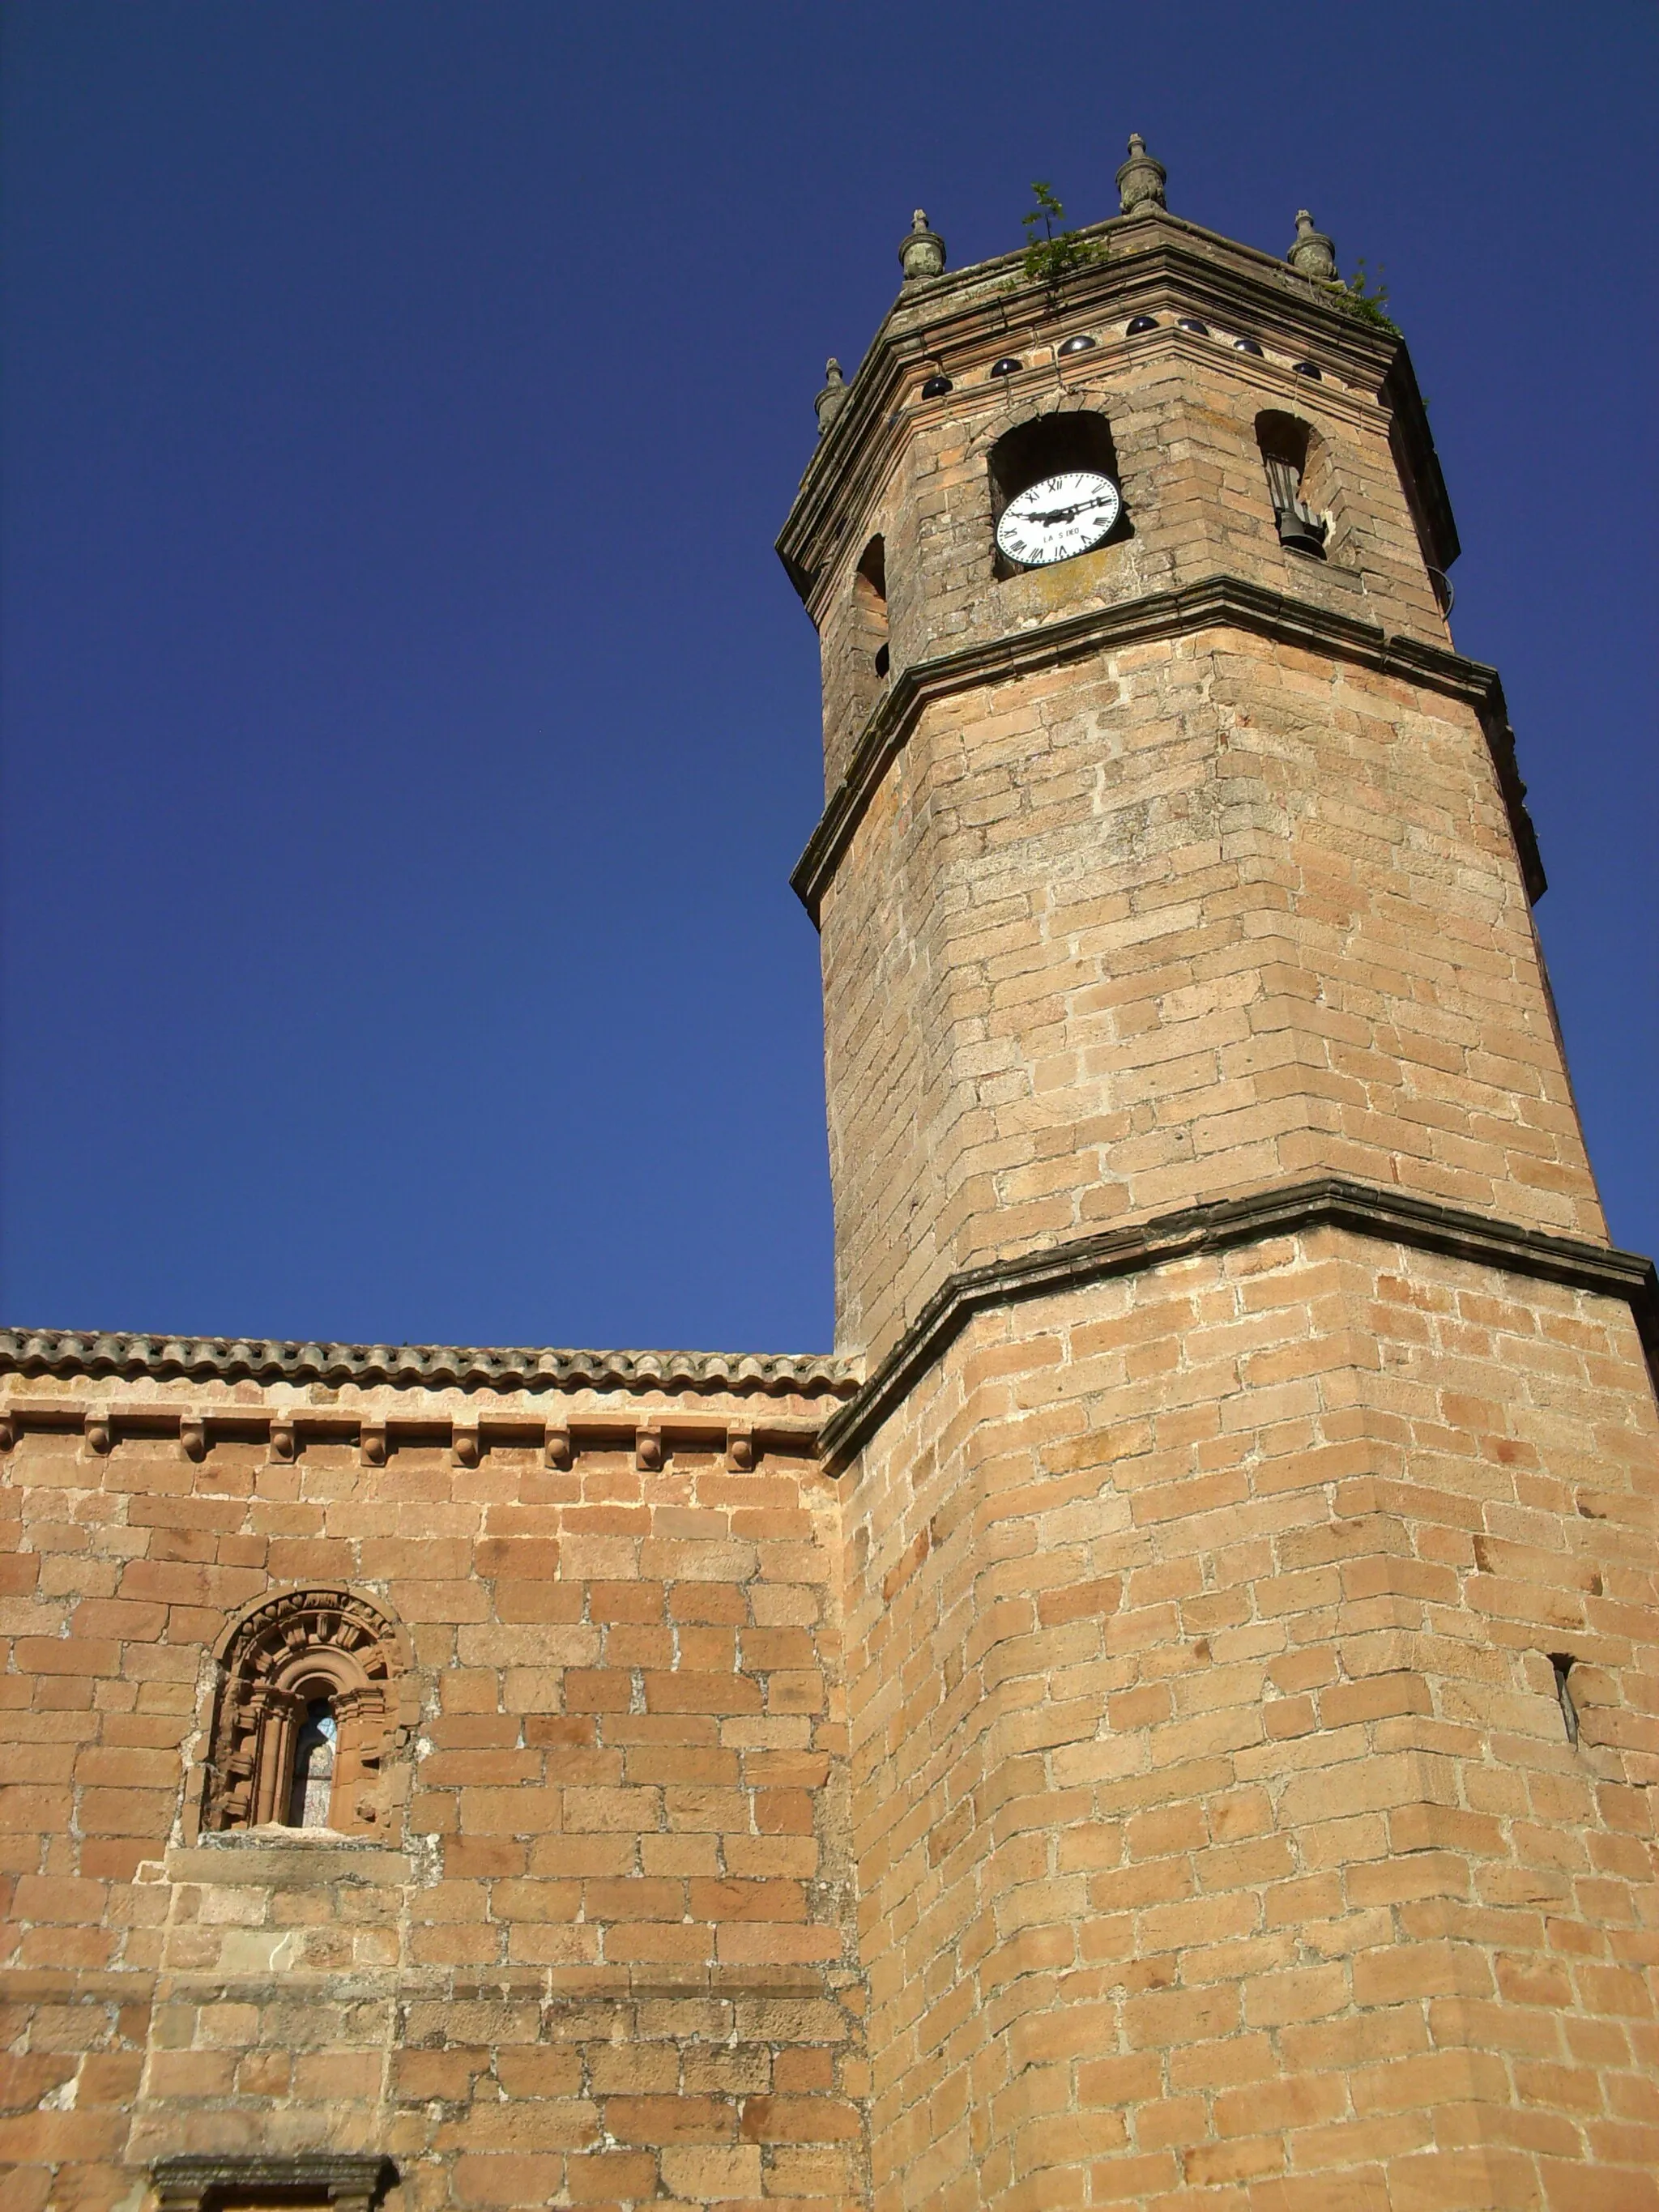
[996,469,1122,567]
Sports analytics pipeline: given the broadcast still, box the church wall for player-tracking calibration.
[840,1230,1659,2212]
[0,1380,868,2212]
[819,630,1603,1369]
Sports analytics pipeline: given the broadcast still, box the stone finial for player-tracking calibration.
[898,208,946,284]
[814,356,850,438]
[1288,208,1337,282]
[1115,133,1166,215]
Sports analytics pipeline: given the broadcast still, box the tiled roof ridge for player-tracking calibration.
[0,1327,858,1396]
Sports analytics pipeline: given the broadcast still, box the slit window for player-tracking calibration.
[854,535,889,680]
[287,1698,339,1828]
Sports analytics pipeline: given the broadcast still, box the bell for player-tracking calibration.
[1276,503,1326,557]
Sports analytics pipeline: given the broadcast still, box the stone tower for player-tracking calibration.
[2,151,1656,2212]
[778,160,1659,2210]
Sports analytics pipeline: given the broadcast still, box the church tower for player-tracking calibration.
[780,150,1659,2212]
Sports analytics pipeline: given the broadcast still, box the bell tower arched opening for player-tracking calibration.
[1256,407,1330,559]
[988,410,1124,574]
[854,534,889,680]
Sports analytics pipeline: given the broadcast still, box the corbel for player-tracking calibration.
[452,1424,481,1469]
[635,1425,664,1473]
[360,1422,388,1467]
[179,1416,207,1463]
[85,1410,114,1456]
[151,2176,203,2212]
[725,1424,757,1473]
[0,1410,16,1454]
[542,1424,573,1470]
[268,1417,296,1463]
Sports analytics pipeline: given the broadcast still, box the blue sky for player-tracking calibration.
[2,2,1653,1353]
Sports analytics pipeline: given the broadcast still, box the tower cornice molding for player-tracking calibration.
[820,1178,1659,1473]
[778,212,1423,606]
[789,573,1545,924]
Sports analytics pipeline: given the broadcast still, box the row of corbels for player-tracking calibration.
[0,1404,785,1473]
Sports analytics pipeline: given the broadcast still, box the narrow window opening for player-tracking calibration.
[1549,1654,1580,1746]
[852,535,890,694]
[1256,411,1328,559]
[286,1697,339,1827]
[207,1587,398,1835]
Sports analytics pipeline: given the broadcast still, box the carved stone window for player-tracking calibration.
[205,1587,402,1837]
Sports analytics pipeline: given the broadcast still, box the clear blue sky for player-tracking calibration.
[2,2,1653,1354]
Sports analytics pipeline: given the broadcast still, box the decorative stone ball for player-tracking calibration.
[814,357,850,437]
[1288,210,1337,283]
[899,209,947,284]
[1115,134,1167,215]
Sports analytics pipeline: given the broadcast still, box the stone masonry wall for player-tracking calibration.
[0,1378,867,2212]
[820,632,1603,1368]
[813,259,1451,799]
[841,1228,1659,2212]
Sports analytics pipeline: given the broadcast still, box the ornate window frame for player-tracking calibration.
[202,1586,412,1839]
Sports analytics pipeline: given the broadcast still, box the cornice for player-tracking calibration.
[778,211,1411,604]
[789,573,1545,925]
[820,1178,1659,1472]
[0,1327,857,1400]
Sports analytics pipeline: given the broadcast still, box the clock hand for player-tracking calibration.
[1023,497,1116,524]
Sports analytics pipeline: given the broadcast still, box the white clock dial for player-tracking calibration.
[996,469,1122,567]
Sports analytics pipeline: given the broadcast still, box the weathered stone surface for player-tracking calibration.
[2,181,1656,2212]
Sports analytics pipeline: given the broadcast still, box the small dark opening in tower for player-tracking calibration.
[286,1696,338,1827]
[855,535,889,684]
[988,412,1124,576]
[1256,411,1327,559]
[1549,1654,1579,1745]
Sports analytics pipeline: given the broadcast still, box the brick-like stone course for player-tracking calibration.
[842,1235,1659,2212]
[791,194,1657,2212]
[4,190,1656,2212]
[821,633,1601,1370]
[0,1391,867,2210]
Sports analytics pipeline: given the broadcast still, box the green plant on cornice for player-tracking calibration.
[1328,258,1400,339]
[1017,181,1102,294]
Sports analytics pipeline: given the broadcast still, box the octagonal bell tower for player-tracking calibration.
[781,150,1659,2212]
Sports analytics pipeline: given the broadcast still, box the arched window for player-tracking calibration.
[1256,411,1328,559]
[854,535,889,681]
[287,1699,338,1828]
[988,411,1124,575]
[205,1587,400,1837]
